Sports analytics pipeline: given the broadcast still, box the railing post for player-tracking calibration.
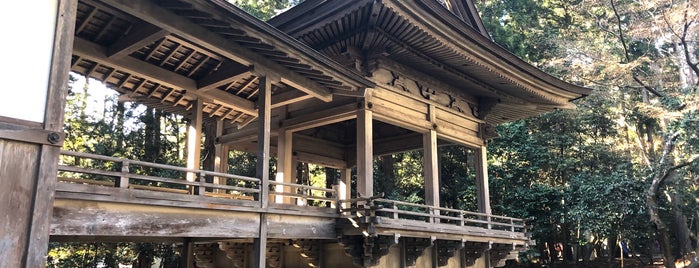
[116,160,129,188]
[427,207,433,224]
[393,202,398,220]
[195,171,206,196]
[511,219,515,233]
[296,186,307,206]
[460,211,465,227]
[330,185,338,209]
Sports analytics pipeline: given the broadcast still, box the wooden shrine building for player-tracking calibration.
[0,0,590,267]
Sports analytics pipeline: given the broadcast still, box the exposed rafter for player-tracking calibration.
[98,0,335,102]
[73,37,257,115]
[197,62,252,92]
[107,23,170,58]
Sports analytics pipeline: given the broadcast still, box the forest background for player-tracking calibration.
[48,0,699,267]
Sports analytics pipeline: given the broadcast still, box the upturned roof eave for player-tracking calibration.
[271,0,592,103]
[409,0,593,99]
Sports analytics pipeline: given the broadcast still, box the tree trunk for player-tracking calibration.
[115,102,125,151]
[646,134,684,268]
[142,108,162,163]
[672,191,692,257]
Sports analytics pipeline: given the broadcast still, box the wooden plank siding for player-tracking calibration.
[0,141,41,267]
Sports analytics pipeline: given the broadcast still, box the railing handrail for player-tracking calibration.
[269,180,335,192]
[340,197,524,222]
[58,150,526,234]
[339,197,527,232]
[60,150,260,182]
[58,150,339,206]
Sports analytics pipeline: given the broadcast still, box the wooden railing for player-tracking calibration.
[339,197,527,234]
[57,151,524,234]
[269,181,337,207]
[57,150,335,206]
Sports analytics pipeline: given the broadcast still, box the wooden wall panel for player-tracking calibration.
[0,140,40,267]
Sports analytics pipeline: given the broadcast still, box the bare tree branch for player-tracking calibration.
[679,8,699,83]
[610,0,664,97]
[632,74,664,97]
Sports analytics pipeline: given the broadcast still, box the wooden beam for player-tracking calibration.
[197,62,251,92]
[280,77,332,102]
[293,152,347,170]
[73,38,256,115]
[356,108,373,198]
[372,133,423,156]
[218,126,258,145]
[203,86,256,115]
[108,23,169,59]
[271,89,313,108]
[102,0,333,102]
[281,102,358,132]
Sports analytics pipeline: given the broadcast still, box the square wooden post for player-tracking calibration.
[253,74,272,268]
[275,128,293,204]
[423,129,439,207]
[474,145,491,214]
[213,120,227,192]
[475,145,492,268]
[186,99,203,182]
[338,168,352,209]
[356,108,373,198]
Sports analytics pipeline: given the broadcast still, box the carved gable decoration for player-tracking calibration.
[373,67,481,119]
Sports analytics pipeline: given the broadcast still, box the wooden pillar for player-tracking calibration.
[186,99,203,182]
[338,168,352,208]
[275,128,293,204]
[253,75,272,268]
[182,239,195,268]
[475,145,491,268]
[423,129,439,207]
[213,120,227,192]
[356,108,373,198]
[474,145,491,214]
[0,1,75,267]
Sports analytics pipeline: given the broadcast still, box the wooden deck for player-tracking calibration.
[51,151,529,248]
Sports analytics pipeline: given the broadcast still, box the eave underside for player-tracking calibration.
[271,0,592,124]
[70,0,373,126]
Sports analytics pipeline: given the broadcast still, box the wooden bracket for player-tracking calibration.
[291,239,321,267]
[402,237,432,266]
[218,242,248,267]
[435,240,462,266]
[462,241,489,267]
[340,235,396,267]
[0,128,65,147]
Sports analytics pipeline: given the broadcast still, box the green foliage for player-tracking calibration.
[47,242,180,268]
[228,0,301,20]
[479,0,699,263]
